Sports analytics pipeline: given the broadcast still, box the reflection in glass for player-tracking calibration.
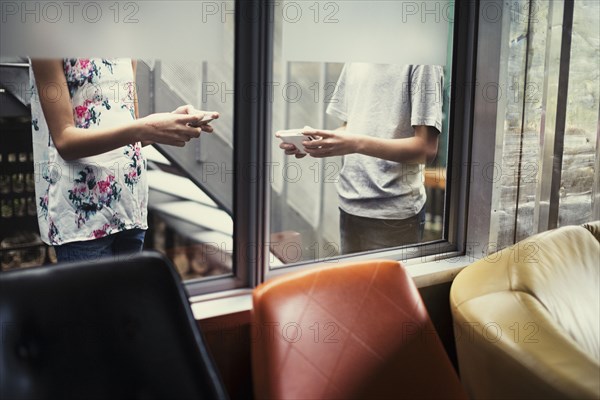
[269,2,454,266]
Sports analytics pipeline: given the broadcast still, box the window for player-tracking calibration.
[0,2,242,294]
[267,0,460,269]
[137,50,236,285]
[2,1,482,295]
[489,0,600,250]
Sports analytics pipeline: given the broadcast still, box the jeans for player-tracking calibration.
[54,228,146,263]
[339,207,426,255]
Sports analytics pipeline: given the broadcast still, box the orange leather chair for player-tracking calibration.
[251,260,466,399]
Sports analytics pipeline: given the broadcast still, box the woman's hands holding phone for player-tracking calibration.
[138,105,219,147]
[172,105,219,132]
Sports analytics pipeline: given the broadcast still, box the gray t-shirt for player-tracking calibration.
[326,63,444,219]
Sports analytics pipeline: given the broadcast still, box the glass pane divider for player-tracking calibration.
[534,0,564,232]
[488,0,521,249]
[547,0,574,229]
[315,62,328,249]
[593,101,600,220]
[512,0,536,244]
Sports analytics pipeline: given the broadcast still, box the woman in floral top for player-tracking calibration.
[30,59,218,262]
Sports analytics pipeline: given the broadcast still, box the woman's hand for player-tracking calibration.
[172,105,219,134]
[138,105,221,147]
[137,113,205,147]
[301,126,361,158]
[141,106,218,147]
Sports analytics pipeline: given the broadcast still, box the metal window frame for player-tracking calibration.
[184,0,273,295]
[464,0,507,259]
[546,0,574,230]
[262,0,480,280]
[186,0,492,294]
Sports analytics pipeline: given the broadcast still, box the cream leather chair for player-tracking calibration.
[450,222,600,399]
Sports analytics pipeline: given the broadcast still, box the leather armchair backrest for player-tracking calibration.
[252,260,466,399]
[513,225,599,360]
[451,223,600,399]
[453,225,600,361]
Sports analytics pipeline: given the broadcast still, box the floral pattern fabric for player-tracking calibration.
[30,58,148,245]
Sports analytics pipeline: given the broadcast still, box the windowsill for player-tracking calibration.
[403,252,474,287]
[190,254,476,321]
[191,289,253,320]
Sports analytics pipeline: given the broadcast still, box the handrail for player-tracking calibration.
[0,62,29,68]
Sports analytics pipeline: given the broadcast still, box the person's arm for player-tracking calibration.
[131,60,217,147]
[288,64,442,163]
[32,59,209,161]
[296,125,439,164]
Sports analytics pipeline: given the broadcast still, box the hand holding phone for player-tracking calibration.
[188,111,219,127]
[276,129,318,154]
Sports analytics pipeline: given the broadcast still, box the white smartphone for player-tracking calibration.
[277,129,318,154]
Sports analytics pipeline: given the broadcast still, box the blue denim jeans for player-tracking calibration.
[54,229,146,263]
[339,207,426,255]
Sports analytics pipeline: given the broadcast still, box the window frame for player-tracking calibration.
[183,0,273,296]
[185,0,503,296]
[261,0,481,280]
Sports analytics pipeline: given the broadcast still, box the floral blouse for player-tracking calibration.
[29,58,148,246]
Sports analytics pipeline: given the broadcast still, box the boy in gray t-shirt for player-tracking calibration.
[280,63,444,254]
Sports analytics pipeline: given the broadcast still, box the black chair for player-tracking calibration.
[0,251,228,400]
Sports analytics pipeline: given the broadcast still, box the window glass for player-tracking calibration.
[141,57,234,281]
[269,1,455,267]
[0,2,236,283]
[558,0,599,226]
[490,0,599,250]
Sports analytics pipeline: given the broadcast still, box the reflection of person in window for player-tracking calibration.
[30,59,218,262]
[280,64,443,254]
